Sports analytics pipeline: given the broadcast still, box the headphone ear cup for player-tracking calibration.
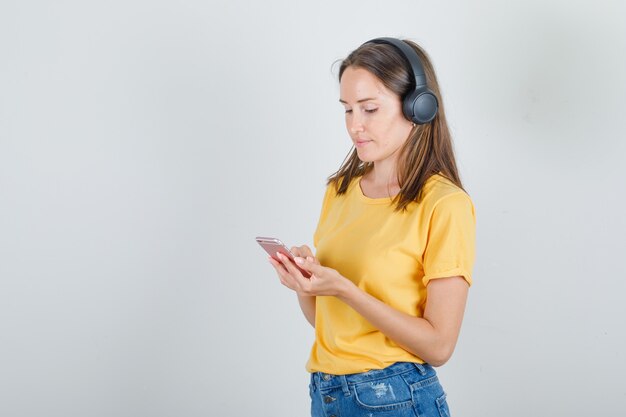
[404,88,438,124]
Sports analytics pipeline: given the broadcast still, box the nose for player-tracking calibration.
[348,112,364,134]
[350,125,363,134]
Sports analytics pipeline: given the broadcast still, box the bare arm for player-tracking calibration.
[296,294,316,327]
[269,245,318,328]
[280,255,469,366]
[337,276,468,366]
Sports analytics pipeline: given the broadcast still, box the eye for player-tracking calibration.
[344,109,353,114]
[364,108,378,113]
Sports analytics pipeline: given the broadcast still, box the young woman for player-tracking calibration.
[269,37,476,417]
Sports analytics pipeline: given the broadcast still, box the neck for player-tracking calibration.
[367,158,399,187]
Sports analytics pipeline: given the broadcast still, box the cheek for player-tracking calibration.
[377,131,408,152]
[379,120,410,146]
[391,115,413,136]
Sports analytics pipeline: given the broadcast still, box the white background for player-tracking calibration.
[1,1,625,416]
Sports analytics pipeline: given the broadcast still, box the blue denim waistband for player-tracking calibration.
[311,362,434,388]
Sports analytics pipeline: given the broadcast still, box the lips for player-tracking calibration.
[355,139,371,147]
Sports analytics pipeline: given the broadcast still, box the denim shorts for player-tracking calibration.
[309,362,450,417]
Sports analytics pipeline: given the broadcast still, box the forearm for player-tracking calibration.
[284,255,465,361]
[297,294,316,327]
[337,281,454,366]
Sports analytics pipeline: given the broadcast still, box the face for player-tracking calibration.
[339,66,414,164]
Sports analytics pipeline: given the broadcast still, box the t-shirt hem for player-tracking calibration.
[305,358,426,375]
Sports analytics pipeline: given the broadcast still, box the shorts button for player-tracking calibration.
[324,395,336,403]
[322,374,331,381]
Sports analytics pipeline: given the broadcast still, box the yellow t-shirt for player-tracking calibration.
[306,173,476,374]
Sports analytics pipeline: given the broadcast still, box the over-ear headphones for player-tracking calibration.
[363,37,439,124]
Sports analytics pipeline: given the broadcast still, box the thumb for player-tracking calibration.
[294,256,323,274]
[306,256,320,265]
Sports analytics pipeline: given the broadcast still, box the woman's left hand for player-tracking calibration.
[274,253,354,298]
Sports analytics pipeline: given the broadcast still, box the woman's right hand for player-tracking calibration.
[268,244,319,292]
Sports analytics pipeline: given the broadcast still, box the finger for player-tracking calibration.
[289,259,317,294]
[282,253,316,279]
[294,256,324,275]
[269,257,298,289]
[269,256,293,281]
[300,245,314,258]
[268,256,287,273]
[306,255,320,265]
[290,246,302,257]
[279,253,317,288]
[276,252,302,277]
[294,255,318,278]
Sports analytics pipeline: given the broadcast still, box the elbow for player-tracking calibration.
[425,344,456,368]
[428,355,450,368]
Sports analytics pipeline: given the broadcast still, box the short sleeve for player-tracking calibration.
[313,183,335,249]
[422,192,476,287]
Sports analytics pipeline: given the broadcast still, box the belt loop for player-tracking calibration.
[413,363,427,375]
[339,375,351,397]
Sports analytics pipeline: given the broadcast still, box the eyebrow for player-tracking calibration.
[338,97,376,104]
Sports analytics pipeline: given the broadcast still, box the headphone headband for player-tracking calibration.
[364,37,428,90]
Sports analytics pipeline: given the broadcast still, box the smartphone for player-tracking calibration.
[255,236,312,278]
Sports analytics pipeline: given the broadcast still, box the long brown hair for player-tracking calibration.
[328,39,464,211]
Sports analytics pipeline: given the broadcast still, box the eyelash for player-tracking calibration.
[344,109,378,114]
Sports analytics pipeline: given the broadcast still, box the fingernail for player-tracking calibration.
[294,257,304,265]
[306,256,314,262]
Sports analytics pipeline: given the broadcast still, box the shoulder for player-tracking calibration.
[318,180,345,213]
[323,177,360,199]
[420,174,474,216]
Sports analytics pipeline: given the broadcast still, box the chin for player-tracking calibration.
[356,150,375,163]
